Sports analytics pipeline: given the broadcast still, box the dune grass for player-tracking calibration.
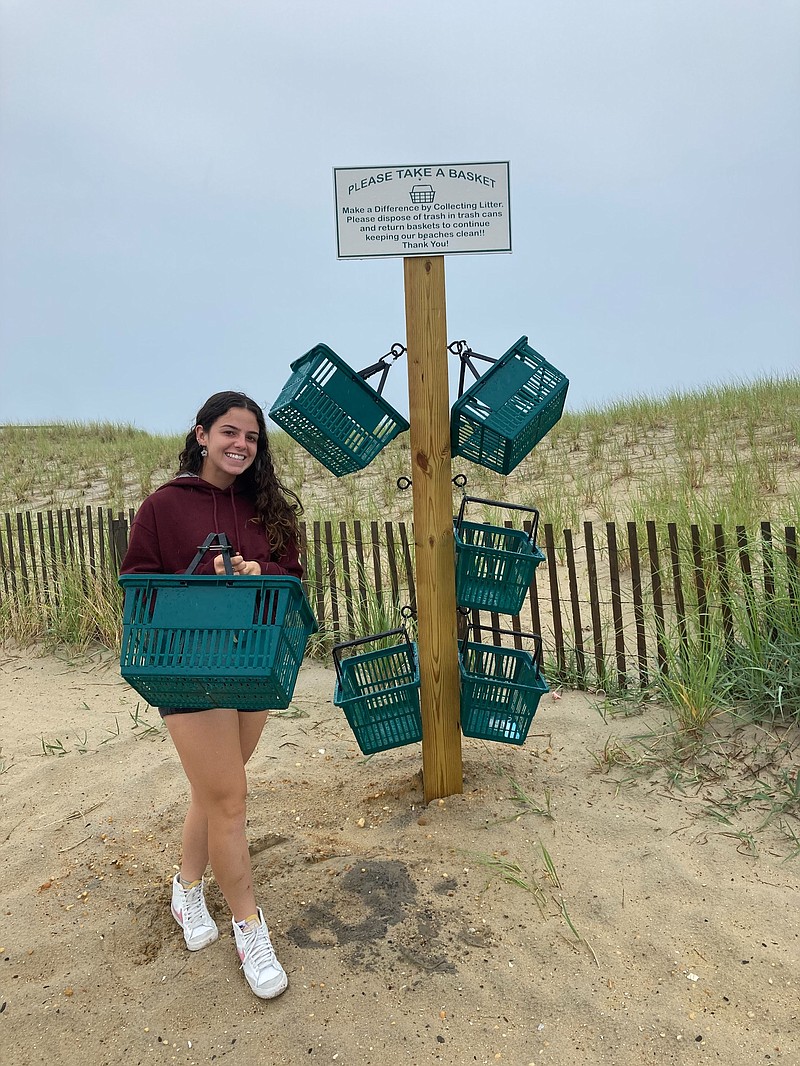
[0,560,122,651]
[1,375,797,529]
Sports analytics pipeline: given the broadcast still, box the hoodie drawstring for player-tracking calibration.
[211,492,220,543]
[230,484,241,551]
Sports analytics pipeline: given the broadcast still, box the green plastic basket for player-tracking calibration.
[118,574,317,710]
[451,336,569,474]
[459,628,549,746]
[270,343,409,477]
[333,628,422,755]
[454,495,545,615]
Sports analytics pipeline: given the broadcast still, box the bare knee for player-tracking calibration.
[202,781,248,829]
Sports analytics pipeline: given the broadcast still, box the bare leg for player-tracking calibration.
[176,710,268,883]
[176,784,210,883]
[166,708,269,920]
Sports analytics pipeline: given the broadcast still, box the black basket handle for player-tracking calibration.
[448,341,497,399]
[184,532,235,576]
[460,624,544,673]
[357,343,407,396]
[455,495,540,547]
[332,625,415,685]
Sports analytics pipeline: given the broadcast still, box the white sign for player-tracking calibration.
[333,161,511,260]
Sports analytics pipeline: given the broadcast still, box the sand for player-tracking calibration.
[0,647,798,1066]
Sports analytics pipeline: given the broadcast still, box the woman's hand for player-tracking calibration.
[214,553,262,576]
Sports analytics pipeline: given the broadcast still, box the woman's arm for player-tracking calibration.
[119,502,164,574]
[264,534,302,579]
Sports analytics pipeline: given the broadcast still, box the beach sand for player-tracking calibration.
[0,648,797,1065]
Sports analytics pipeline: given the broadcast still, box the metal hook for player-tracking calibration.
[396,476,412,491]
[388,342,407,360]
[451,474,468,488]
[448,340,468,356]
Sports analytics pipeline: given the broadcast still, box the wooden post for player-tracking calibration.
[403,255,462,801]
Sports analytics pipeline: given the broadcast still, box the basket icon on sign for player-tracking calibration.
[410,184,435,204]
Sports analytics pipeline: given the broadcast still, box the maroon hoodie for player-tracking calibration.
[120,474,302,578]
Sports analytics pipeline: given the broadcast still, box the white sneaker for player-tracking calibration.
[232,908,288,999]
[171,875,219,951]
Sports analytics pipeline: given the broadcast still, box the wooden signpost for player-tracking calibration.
[333,162,512,801]
[403,254,462,800]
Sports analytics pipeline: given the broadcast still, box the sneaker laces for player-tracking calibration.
[182,884,209,928]
[243,924,277,972]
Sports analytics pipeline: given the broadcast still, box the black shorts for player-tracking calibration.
[158,706,268,718]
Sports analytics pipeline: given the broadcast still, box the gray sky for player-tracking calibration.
[1,0,798,435]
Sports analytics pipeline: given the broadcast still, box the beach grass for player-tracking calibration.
[1,375,797,529]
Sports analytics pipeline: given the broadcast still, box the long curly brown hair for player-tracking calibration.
[177,391,303,558]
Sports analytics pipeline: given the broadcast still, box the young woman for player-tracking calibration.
[120,390,303,1000]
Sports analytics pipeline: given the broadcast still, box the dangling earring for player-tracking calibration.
[200,446,208,457]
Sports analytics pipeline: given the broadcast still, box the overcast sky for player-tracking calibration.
[1,0,798,435]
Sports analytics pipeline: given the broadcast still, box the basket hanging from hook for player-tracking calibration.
[332,625,422,755]
[453,495,545,616]
[449,336,569,475]
[270,342,409,477]
[459,624,549,746]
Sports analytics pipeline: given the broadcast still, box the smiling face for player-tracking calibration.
[195,406,260,489]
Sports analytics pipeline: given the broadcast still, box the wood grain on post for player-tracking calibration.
[403,255,463,801]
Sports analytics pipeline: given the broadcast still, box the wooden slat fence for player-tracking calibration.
[1,508,796,693]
